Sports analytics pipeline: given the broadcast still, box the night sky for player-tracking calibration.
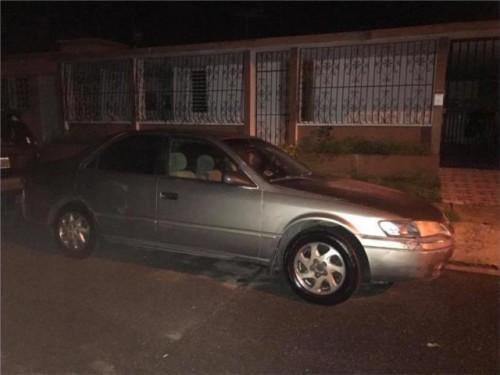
[1,1,499,55]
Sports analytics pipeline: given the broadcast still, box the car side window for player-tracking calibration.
[94,135,164,175]
[167,139,238,182]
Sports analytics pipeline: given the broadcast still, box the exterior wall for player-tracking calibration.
[67,123,132,141]
[66,122,245,141]
[140,123,245,135]
[2,20,498,149]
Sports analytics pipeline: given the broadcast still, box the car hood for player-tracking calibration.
[275,177,443,221]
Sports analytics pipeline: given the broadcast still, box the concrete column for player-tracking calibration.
[243,50,256,136]
[287,48,300,144]
[430,37,450,155]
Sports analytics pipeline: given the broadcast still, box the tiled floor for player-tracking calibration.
[440,168,500,206]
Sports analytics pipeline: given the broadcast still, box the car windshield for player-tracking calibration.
[224,138,312,182]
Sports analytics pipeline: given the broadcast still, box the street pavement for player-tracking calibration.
[1,204,499,374]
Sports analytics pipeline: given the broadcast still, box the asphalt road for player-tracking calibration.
[2,204,499,374]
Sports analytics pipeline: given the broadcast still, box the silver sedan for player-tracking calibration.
[22,131,455,305]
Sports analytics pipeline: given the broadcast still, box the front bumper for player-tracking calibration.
[360,234,455,282]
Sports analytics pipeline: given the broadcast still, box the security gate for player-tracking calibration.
[441,38,499,169]
[256,51,289,145]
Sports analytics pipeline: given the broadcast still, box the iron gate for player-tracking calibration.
[256,50,289,145]
[441,38,499,169]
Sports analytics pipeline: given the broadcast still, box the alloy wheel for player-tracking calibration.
[58,211,90,251]
[293,241,346,295]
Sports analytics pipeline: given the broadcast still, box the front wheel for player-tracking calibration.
[53,207,98,258]
[284,228,361,305]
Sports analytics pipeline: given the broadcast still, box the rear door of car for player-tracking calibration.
[155,137,263,259]
[77,134,164,242]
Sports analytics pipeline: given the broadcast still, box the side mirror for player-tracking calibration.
[223,171,254,187]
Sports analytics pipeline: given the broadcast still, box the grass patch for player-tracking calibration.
[350,173,441,202]
[299,136,431,156]
[299,169,440,202]
[296,127,431,156]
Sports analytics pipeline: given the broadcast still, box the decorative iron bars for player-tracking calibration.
[136,53,244,124]
[299,40,437,126]
[1,77,30,111]
[62,60,131,122]
[256,50,290,145]
[440,38,499,168]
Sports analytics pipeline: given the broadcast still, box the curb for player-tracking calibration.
[445,262,500,277]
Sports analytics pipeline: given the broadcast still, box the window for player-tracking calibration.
[62,61,130,122]
[168,139,237,182]
[1,78,30,111]
[191,70,208,113]
[95,135,164,175]
[141,63,174,121]
[299,40,437,125]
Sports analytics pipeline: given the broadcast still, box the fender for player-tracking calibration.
[269,213,370,282]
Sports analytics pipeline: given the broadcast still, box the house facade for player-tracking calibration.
[2,20,499,168]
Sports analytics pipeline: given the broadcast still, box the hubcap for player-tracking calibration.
[58,212,90,251]
[293,242,346,295]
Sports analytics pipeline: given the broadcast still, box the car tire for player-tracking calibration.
[53,206,98,259]
[284,228,361,305]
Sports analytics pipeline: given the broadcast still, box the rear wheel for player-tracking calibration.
[285,228,361,305]
[53,207,97,258]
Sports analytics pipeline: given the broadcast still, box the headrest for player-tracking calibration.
[196,154,215,172]
[169,152,187,172]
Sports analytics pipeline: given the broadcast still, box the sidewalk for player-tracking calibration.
[439,168,499,276]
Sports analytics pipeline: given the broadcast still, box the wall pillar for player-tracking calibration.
[243,50,256,136]
[287,48,300,144]
[130,58,140,131]
[430,37,450,155]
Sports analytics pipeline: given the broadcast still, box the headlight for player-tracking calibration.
[379,220,420,238]
[414,221,447,237]
[379,220,449,238]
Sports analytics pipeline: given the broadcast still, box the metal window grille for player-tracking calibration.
[1,77,30,111]
[256,50,290,145]
[136,53,244,124]
[191,70,208,113]
[62,60,131,122]
[299,40,437,126]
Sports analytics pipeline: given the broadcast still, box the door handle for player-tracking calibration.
[160,191,178,200]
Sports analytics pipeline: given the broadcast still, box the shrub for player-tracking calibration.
[298,128,431,156]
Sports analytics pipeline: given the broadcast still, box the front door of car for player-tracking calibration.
[77,134,164,242]
[155,138,263,259]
